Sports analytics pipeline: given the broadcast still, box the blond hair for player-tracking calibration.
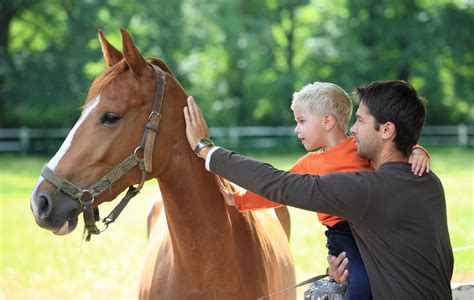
[291,82,353,130]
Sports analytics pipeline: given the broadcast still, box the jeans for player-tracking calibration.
[325,221,372,300]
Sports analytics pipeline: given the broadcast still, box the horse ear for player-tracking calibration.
[120,28,147,76]
[98,30,123,67]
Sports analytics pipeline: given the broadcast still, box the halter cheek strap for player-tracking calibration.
[141,66,166,172]
[40,64,166,241]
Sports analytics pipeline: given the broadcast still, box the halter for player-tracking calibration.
[41,64,166,241]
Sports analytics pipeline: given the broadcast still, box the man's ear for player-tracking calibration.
[381,122,396,141]
[324,114,336,131]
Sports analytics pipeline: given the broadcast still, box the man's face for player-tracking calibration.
[350,102,380,160]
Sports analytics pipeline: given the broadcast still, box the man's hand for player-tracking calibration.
[409,147,430,176]
[183,96,210,157]
[327,252,349,285]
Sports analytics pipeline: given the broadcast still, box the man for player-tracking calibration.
[184,80,453,299]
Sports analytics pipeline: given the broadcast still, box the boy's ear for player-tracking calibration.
[381,122,396,141]
[324,114,336,131]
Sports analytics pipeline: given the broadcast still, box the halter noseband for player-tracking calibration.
[40,64,166,241]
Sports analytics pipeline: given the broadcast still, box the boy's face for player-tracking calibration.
[292,105,326,151]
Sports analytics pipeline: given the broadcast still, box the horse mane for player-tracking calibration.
[86,58,176,106]
[147,58,175,78]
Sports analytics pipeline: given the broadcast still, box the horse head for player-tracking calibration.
[30,29,188,237]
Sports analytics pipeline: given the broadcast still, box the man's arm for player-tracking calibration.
[209,147,371,223]
[224,155,309,211]
[184,96,370,223]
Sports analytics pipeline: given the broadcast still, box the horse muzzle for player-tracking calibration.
[30,178,81,235]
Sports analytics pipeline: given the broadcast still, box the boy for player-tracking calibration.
[218,82,430,299]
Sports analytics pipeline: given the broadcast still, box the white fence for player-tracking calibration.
[0,125,473,154]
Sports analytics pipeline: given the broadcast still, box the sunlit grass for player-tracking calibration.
[0,147,472,299]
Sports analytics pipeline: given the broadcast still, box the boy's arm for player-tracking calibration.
[234,190,282,211]
[412,144,430,158]
[409,145,431,176]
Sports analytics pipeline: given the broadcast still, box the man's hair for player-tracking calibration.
[355,80,427,156]
[291,82,353,130]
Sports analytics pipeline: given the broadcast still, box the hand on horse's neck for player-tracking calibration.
[156,139,233,260]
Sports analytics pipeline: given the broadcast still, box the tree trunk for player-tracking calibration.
[397,40,411,81]
[284,5,296,106]
[0,0,16,126]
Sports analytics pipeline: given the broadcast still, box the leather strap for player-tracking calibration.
[141,65,166,172]
[83,200,100,240]
[41,152,140,200]
[41,165,83,199]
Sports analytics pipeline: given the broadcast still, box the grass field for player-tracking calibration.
[1,146,473,299]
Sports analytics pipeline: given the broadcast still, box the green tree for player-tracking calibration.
[0,0,43,126]
[4,0,109,126]
[1,0,472,128]
[308,0,473,124]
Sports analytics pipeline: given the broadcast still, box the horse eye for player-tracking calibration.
[101,113,121,125]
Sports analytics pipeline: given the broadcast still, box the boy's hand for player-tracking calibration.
[409,148,430,176]
[217,179,237,207]
[183,96,210,155]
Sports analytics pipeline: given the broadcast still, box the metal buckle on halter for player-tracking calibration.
[148,111,162,120]
[78,190,94,206]
[98,221,110,233]
[93,216,110,234]
[134,146,144,159]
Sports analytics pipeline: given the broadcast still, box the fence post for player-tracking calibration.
[19,127,30,154]
[458,124,468,148]
[229,127,239,149]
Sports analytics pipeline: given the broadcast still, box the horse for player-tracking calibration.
[30,28,296,299]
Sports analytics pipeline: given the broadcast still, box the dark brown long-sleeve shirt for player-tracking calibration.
[209,147,453,299]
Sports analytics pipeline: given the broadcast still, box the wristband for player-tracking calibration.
[193,138,214,157]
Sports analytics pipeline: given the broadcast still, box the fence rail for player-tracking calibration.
[0,125,473,154]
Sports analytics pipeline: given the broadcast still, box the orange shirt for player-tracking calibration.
[234,136,372,227]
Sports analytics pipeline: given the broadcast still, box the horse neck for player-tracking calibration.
[156,146,234,264]
[152,80,233,266]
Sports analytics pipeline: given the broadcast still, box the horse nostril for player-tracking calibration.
[38,195,53,219]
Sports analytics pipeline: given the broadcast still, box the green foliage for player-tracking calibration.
[1,0,473,127]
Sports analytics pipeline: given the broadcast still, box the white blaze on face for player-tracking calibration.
[31,96,101,200]
[47,95,101,170]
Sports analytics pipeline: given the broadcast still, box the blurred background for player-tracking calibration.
[1,0,473,299]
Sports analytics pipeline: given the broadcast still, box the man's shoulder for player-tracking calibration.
[376,162,444,190]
